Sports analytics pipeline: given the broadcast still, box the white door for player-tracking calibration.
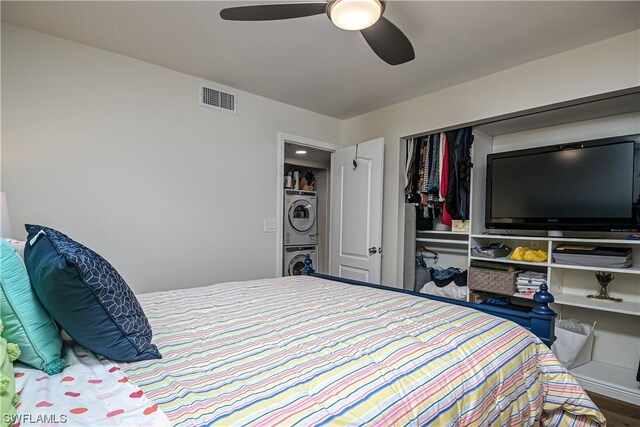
[330,138,384,284]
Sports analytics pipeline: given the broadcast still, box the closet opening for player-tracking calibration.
[276,133,340,278]
[404,128,475,300]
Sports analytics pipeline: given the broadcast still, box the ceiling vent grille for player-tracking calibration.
[200,85,237,113]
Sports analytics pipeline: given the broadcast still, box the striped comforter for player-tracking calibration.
[123,276,605,426]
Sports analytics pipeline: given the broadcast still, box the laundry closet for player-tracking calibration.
[282,142,331,276]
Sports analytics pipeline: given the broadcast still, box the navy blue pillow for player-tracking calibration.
[24,225,160,362]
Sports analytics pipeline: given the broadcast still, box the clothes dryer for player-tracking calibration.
[284,190,317,245]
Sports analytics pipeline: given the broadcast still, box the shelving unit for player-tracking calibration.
[470,234,640,313]
[468,233,640,403]
[406,91,640,404]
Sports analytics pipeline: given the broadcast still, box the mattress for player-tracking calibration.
[123,275,605,426]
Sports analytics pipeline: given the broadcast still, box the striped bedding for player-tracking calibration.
[123,276,605,426]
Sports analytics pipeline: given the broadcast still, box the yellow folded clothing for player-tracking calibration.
[510,247,548,262]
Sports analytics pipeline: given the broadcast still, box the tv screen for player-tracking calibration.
[486,134,640,231]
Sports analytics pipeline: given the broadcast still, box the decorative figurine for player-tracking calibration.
[587,271,622,303]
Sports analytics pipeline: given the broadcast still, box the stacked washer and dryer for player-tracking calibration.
[283,189,317,276]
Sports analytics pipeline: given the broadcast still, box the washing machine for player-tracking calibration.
[283,246,317,276]
[284,190,317,246]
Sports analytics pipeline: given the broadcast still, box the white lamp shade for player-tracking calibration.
[329,0,382,31]
[1,192,13,239]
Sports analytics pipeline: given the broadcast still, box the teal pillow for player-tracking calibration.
[0,240,64,374]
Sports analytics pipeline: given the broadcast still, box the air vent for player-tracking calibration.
[200,85,237,113]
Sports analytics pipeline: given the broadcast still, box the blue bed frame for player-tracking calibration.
[301,256,557,346]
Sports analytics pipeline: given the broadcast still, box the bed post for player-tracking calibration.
[531,283,557,345]
[301,254,315,275]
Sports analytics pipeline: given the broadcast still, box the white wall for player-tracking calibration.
[492,112,640,153]
[342,30,640,286]
[3,23,640,292]
[1,23,341,293]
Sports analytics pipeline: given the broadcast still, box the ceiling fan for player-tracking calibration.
[219,0,415,65]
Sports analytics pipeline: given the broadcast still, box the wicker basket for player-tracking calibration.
[468,267,518,296]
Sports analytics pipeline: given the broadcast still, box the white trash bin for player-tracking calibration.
[551,319,595,369]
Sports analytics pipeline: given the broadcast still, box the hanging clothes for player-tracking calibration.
[458,128,474,218]
[427,135,440,194]
[445,127,474,220]
[420,135,431,193]
[406,137,424,204]
[405,138,416,193]
[438,133,446,201]
[407,128,472,228]
[440,133,452,227]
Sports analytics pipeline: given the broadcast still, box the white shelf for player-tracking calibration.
[551,262,640,275]
[471,233,552,241]
[469,256,549,268]
[417,230,469,236]
[417,238,469,246]
[570,361,640,405]
[554,237,640,245]
[471,233,640,245]
[553,293,640,316]
[511,292,534,300]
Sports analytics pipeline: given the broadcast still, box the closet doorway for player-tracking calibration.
[276,133,339,277]
[276,133,385,283]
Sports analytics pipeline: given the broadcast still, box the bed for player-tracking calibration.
[9,226,605,426]
[115,273,604,426]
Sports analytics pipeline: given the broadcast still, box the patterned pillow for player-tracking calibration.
[24,225,160,362]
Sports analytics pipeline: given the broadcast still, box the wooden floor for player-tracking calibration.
[586,392,640,426]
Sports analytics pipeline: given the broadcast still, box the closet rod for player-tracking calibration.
[417,246,468,255]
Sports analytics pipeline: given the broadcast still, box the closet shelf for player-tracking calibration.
[471,233,640,245]
[553,293,640,316]
[468,256,549,268]
[417,230,469,236]
[467,257,640,275]
[471,234,552,241]
[553,237,640,245]
[551,263,640,275]
[416,238,469,246]
[510,292,534,300]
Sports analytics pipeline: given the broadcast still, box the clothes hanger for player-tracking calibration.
[416,244,439,260]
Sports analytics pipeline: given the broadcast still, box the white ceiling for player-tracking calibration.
[2,1,639,119]
[284,142,332,168]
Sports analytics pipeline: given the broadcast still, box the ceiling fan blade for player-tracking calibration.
[220,3,327,21]
[360,17,415,65]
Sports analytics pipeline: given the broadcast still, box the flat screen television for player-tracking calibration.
[485,134,640,231]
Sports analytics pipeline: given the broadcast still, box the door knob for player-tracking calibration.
[368,247,378,255]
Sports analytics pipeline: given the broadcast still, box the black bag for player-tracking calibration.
[415,254,432,292]
[416,205,433,231]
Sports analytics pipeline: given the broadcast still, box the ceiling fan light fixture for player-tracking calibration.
[328,0,383,31]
